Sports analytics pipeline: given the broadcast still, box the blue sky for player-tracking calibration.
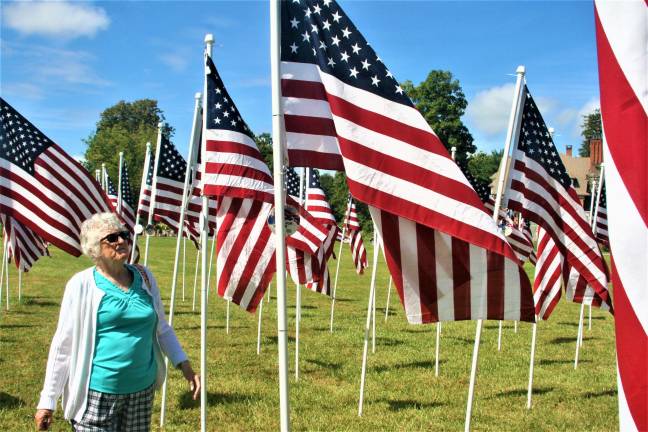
[1,1,601,161]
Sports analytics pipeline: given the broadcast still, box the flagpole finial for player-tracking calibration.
[516,65,526,75]
[204,33,214,45]
[195,92,202,101]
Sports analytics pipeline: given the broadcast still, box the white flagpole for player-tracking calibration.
[160,91,202,427]
[435,322,441,377]
[526,319,538,409]
[226,300,231,334]
[198,34,214,432]
[117,152,124,214]
[144,123,165,266]
[384,278,392,322]
[95,169,101,183]
[330,196,352,332]
[0,236,6,310]
[4,250,9,311]
[497,321,503,351]
[18,267,22,304]
[182,236,187,301]
[589,164,605,331]
[295,167,305,381]
[207,234,216,303]
[371,236,378,354]
[465,65,526,432]
[270,3,291,428]
[574,303,585,368]
[101,163,107,191]
[257,295,264,355]
[192,247,200,312]
[131,142,152,264]
[358,229,379,416]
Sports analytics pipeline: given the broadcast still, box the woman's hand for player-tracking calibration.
[179,360,200,400]
[34,409,53,430]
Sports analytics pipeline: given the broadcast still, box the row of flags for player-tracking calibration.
[1,0,641,429]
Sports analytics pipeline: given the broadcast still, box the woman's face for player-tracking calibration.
[97,229,131,264]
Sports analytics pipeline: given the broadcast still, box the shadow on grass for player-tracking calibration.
[538,358,590,366]
[23,298,58,307]
[0,392,25,409]
[583,389,617,398]
[266,335,296,344]
[376,337,405,347]
[550,336,598,344]
[374,360,443,373]
[306,358,342,371]
[445,336,474,345]
[377,398,443,411]
[495,387,554,398]
[0,324,35,329]
[402,328,429,334]
[179,391,258,409]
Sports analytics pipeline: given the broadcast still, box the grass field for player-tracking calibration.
[0,237,617,431]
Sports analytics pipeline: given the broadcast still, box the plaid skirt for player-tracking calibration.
[71,384,155,432]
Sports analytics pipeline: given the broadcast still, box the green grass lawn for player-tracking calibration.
[0,237,617,431]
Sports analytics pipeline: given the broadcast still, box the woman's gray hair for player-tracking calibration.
[80,213,126,260]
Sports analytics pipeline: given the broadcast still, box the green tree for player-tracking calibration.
[578,109,601,157]
[254,132,274,174]
[401,70,476,163]
[467,149,503,184]
[84,100,172,194]
[319,171,372,236]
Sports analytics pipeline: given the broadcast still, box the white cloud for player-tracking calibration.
[159,53,188,72]
[3,1,109,39]
[465,83,514,136]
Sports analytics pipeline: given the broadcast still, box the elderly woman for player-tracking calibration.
[34,213,199,431]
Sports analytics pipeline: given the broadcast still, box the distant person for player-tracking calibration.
[34,212,199,431]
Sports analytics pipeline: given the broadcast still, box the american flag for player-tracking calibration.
[284,167,330,287]
[533,227,563,320]
[203,53,284,312]
[505,86,611,308]
[1,214,49,271]
[280,0,535,323]
[306,168,336,225]
[0,98,112,256]
[279,0,535,322]
[593,180,608,246]
[596,1,646,428]
[344,198,367,274]
[136,145,154,224]
[506,218,536,265]
[104,169,136,231]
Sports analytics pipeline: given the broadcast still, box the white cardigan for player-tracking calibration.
[37,266,188,422]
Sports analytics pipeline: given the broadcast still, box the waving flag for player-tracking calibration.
[533,227,563,320]
[504,86,611,309]
[345,198,367,274]
[593,180,608,246]
[0,98,112,256]
[204,53,279,312]
[280,0,534,323]
[105,170,136,231]
[595,1,647,429]
[1,214,48,271]
[136,146,154,223]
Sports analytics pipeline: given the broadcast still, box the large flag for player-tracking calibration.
[203,54,285,312]
[344,198,367,274]
[593,180,608,246]
[118,165,136,231]
[151,134,190,232]
[280,0,534,323]
[504,86,611,308]
[0,98,112,256]
[1,214,48,271]
[595,1,647,429]
[136,146,155,223]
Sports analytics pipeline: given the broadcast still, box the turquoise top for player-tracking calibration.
[89,265,158,394]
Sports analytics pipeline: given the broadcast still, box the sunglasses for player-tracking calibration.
[101,231,131,244]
